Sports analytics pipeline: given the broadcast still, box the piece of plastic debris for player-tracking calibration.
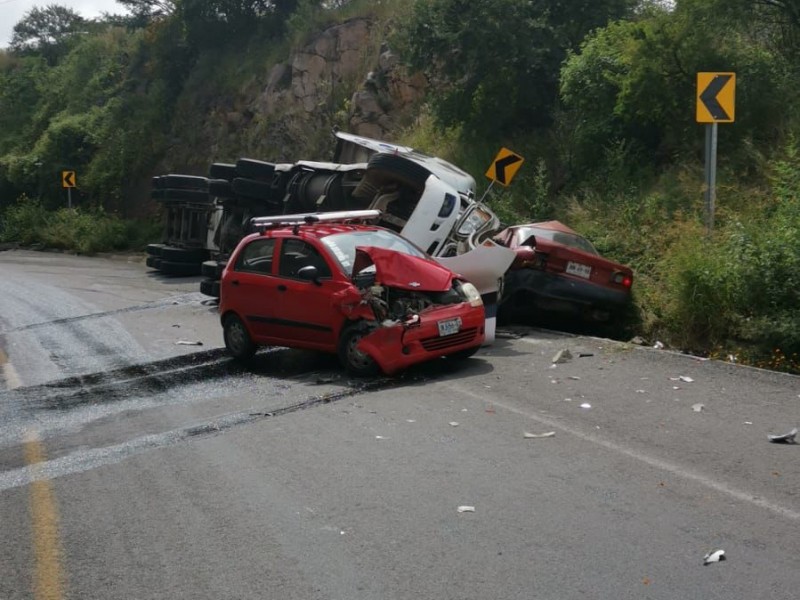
[457,506,475,513]
[580,403,592,409]
[552,349,572,364]
[564,398,572,402]
[406,419,416,423]
[703,550,726,565]
[568,375,581,380]
[579,353,594,358]
[375,435,389,440]
[176,340,203,346]
[449,421,460,427]
[636,389,646,394]
[524,431,555,439]
[692,403,705,412]
[679,376,694,383]
[653,341,664,349]
[673,386,681,390]
[768,427,797,444]
[744,421,753,425]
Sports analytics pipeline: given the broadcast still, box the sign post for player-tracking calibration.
[696,72,735,232]
[61,170,76,208]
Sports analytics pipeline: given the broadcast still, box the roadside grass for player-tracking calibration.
[0,197,161,255]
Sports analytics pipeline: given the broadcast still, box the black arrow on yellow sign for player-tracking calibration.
[485,148,524,187]
[62,171,76,188]
[699,74,732,121]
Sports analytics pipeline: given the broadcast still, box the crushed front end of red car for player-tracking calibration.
[345,246,486,374]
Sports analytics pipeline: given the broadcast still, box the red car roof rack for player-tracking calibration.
[250,209,382,232]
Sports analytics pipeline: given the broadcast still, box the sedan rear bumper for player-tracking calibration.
[502,268,630,314]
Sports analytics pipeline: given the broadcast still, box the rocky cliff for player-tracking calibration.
[168,17,426,171]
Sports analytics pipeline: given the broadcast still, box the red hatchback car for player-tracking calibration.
[219,211,486,376]
[494,221,633,322]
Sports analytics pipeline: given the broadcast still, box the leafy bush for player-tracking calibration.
[0,198,160,254]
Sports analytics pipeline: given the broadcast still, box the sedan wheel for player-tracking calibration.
[223,314,256,361]
[338,325,379,377]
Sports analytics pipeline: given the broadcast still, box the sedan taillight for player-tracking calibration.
[612,271,633,288]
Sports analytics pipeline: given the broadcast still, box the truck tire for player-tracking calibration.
[201,260,226,279]
[160,246,208,263]
[208,179,234,199]
[160,174,209,190]
[232,177,280,204]
[200,278,221,298]
[366,153,431,193]
[158,260,202,276]
[146,243,166,256]
[156,188,213,203]
[209,163,237,181]
[235,158,276,182]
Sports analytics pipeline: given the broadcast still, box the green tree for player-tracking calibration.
[10,5,86,64]
[395,0,635,137]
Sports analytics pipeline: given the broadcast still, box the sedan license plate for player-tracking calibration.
[566,261,592,279]
[438,317,462,337]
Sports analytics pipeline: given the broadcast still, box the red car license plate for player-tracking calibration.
[438,317,462,337]
[566,261,592,279]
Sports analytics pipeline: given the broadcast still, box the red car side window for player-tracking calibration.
[278,239,332,279]
[234,238,276,274]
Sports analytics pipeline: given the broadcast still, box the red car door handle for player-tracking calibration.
[277,284,287,292]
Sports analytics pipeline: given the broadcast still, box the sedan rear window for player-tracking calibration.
[321,230,427,271]
[517,227,598,255]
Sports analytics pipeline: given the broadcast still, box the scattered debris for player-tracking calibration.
[636,389,646,394]
[629,336,647,345]
[568,376,581,380]
[172,324,180,328]
[524,431,555,439]
[449,421,460,427]
[375,435,389,440]
[485,405,495,414]
[744,421,753,425]
[552,349,572,364]
[580,403,592,409]
[175,340,203,346]
[457,505,475,513]
[579,353,594,358]
[406,419,416,423]
[768,427,797,444]
[703,550,726,566]
[564,398,572,402]
[679,375,694,383]
[692,403,705,412]
[653,341,664,349]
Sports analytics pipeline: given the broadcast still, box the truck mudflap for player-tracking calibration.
[434,240,515,345]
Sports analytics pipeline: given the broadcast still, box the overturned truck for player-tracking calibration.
[147,132,514,340]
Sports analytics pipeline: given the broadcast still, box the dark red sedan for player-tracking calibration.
[219,211,486,376]
[494,221,633,322]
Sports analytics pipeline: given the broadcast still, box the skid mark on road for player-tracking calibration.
[0,378,396,492]
[0,292,205,335]
[24,430,66,600]
[446,382,800,522]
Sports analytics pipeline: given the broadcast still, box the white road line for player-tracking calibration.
[446,382,800,522]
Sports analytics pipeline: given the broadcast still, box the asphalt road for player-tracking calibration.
[1,249,798,599]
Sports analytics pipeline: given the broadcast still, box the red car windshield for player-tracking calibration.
[321,229,428,273]
[516,227,598,256]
